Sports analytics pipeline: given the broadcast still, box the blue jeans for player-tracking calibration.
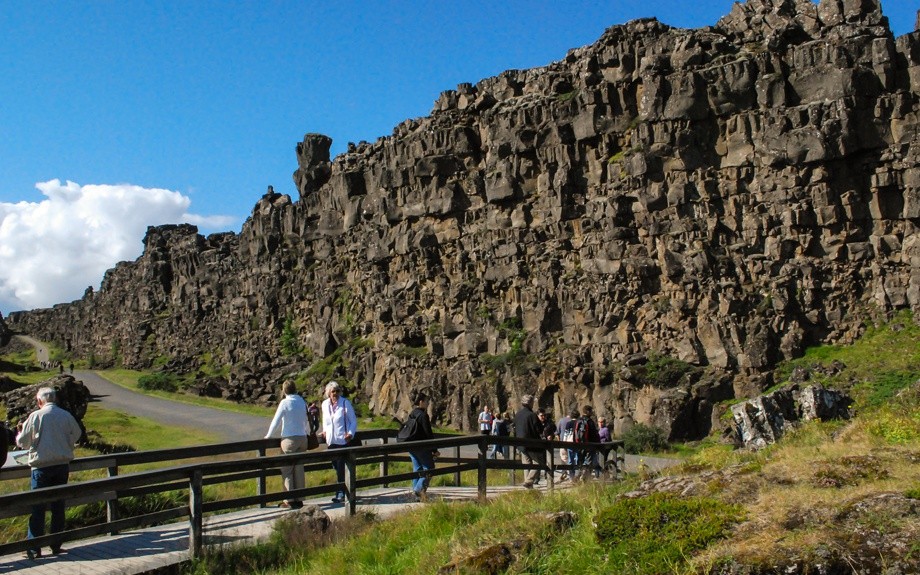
[29,464,70,548]
[408,449,434,494]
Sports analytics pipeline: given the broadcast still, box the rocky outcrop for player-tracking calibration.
[0,313,10,348]
[1,375,91,440]
[7,0,920,438]
[729,383,852,448]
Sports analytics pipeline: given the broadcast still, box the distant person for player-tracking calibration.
[264,380,311,509]
[307,400,320,434]
[318,381,357,503]
[598,416,612,475]
[558,408,579,481]
[68,362,74,374]
[513,394,544,489]
[397,392,436,501]
[488,411,510,459]
[538,409,556,441]
[478,405,494,435]
[574,405,601,480]
[16,387,82,560]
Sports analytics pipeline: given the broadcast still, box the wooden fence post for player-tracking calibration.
[106,464,119,534]
[344,451,357,517]
[547,446,555,491]
[189,470,203,560]
[257,445,267,508]
[380,437,389,487]
[454,444,461,487]
[478,437,488,503]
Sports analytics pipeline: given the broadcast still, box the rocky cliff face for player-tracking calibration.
[9,0,920,438]
[0,314,10,348]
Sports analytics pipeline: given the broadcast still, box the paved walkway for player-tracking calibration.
[0,485,528,574]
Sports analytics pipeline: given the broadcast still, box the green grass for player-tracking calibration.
[775,311,920,409]
[97,369,275,418]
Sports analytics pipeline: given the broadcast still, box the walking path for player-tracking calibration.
[0,485,528,574]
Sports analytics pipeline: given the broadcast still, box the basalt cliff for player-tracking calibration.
[9,0,920,438]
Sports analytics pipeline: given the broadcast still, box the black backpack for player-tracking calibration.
[396,412,421,442]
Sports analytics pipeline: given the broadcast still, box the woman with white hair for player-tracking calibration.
[317,381,358,503]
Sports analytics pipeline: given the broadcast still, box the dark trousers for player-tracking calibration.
[327,443,347,499]
[29,464,70,550]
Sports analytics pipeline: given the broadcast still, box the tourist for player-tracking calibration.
[478,405,494,435]
[538,409,556,441]
[16,387,82,560]
[264,380,310,509]
[398,392,436,501]
[575,405,601,480]
[558,408,580,480]
[318,381,357,503]
[513,394,544,489]
[488,411,510,459]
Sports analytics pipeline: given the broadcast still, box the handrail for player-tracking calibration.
[0,430,624,560]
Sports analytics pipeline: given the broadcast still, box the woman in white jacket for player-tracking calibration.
[318,381,357,503]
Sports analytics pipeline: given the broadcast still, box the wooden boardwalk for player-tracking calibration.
[0,485,527,575]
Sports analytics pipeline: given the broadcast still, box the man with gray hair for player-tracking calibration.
[513,393,545,489]
[16,386,82,560]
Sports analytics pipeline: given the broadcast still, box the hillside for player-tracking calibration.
[7,0,920,439]
[184,317,920,575]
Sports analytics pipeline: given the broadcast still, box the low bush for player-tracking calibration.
[137,372,179,392]
[594,492,743,575]
[621,423,669,453]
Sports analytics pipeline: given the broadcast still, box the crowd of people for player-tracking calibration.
[481,399,615,485]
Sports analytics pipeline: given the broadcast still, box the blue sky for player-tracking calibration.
[0,1,915,314]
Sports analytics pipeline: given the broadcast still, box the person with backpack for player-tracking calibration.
[558,408,579,481]
[397,392,435,501]
[572,405,601,480]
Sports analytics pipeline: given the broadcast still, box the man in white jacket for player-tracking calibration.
[265,380,311,509]
[16,386,82,560]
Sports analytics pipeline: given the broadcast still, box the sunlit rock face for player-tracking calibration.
[9,0,920,438]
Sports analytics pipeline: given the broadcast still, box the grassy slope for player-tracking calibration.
[186,314,920,575]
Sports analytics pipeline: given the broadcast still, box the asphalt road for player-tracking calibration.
[74,370,271,442]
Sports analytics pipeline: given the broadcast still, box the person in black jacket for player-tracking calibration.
[513,394,544,489]
[399,393,435,501]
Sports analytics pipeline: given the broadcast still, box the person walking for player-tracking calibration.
[318,381,357,503]
[264,380,311,509]
[15,387,82,560]
[558,408,579,481]
[513,394,544,489]
[397,392,436,501]
[478,405,494,435]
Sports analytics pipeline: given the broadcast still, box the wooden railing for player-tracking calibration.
[0,430,624,560]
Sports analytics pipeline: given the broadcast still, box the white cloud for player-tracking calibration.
[0,179,235,315]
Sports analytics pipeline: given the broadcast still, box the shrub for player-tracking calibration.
[636,353,694,387]
[137,372,179,392]
[621,423,669,453]
[594,492,743,575]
